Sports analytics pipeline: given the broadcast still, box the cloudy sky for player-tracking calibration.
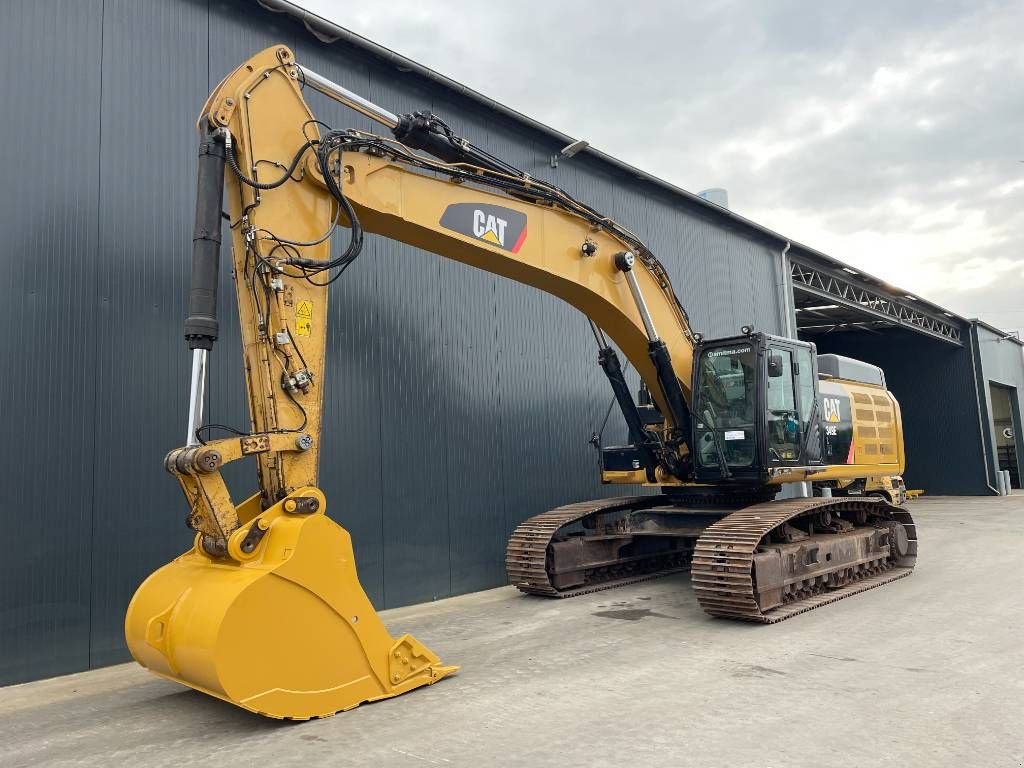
[302,1,1024,335]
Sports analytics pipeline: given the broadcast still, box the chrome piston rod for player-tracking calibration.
[297,65,399,129]
[616,252,660,342]
[184,348,208,447]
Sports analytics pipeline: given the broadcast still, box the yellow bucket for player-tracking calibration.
[125,487,457,719]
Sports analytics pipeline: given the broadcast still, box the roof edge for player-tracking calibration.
[971,318,1024,346]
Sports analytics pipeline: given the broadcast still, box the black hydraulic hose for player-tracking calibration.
[283,131,365,270]
[225,134,316,191]
[185,121,227,351]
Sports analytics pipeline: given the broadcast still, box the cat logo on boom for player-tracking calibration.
[473,210,507,246]
[439,202,528,253]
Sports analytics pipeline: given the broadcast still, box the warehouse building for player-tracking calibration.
[1,0,1021,686]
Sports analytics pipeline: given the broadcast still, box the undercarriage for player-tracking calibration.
[506,493,917,622]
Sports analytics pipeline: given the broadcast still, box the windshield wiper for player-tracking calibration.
[702,407,732,479]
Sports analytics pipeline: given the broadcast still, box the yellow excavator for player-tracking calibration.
[125,45,917,719]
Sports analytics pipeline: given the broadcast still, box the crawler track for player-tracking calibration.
[691,497,917,623]
[506,495,693,597]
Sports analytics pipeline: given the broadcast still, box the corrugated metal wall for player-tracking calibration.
[973,324,1024,488]
[809,329,991,495]
[0,0,786,685]
[0,0,104,685]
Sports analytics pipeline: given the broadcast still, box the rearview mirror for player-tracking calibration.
[767,354,784,378]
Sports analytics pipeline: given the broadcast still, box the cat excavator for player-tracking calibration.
[125,45,917,720]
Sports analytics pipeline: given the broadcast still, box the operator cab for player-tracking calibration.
[691,332,822,484]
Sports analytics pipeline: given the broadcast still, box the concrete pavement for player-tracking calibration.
[2,495,1022,768]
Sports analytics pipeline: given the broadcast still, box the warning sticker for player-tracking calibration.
[295,300,313,337]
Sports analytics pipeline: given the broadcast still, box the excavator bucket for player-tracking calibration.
[125,488,457,719]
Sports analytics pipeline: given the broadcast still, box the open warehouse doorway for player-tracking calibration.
[989,383,1021,489]
[973,319,1024,493]
[785,249,1000,495]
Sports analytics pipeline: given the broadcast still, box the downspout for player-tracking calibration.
[968,322,1000,495]
[776,240,811,498]
[779,241,794,338]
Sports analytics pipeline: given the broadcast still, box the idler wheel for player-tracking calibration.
[887,522,909,559]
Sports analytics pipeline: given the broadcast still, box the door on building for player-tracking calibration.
[989,383,1022,489]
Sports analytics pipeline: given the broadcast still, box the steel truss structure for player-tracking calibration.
[791,258,962,345]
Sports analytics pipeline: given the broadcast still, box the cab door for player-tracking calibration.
[765,345,800,463]
[764,341,822,466]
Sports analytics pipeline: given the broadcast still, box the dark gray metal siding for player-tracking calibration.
[0,0,104,686]
[0,0,786,684]
[810,329,991,496]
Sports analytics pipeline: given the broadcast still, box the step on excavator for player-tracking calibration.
[125,45,917,719]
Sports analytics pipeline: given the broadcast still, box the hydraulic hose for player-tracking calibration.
[224,133,315,191]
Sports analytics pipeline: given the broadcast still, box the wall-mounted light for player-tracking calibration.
[551,139,590,168]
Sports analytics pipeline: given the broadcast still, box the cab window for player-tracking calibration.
[766,347,800,461]
[695,345,756,470]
